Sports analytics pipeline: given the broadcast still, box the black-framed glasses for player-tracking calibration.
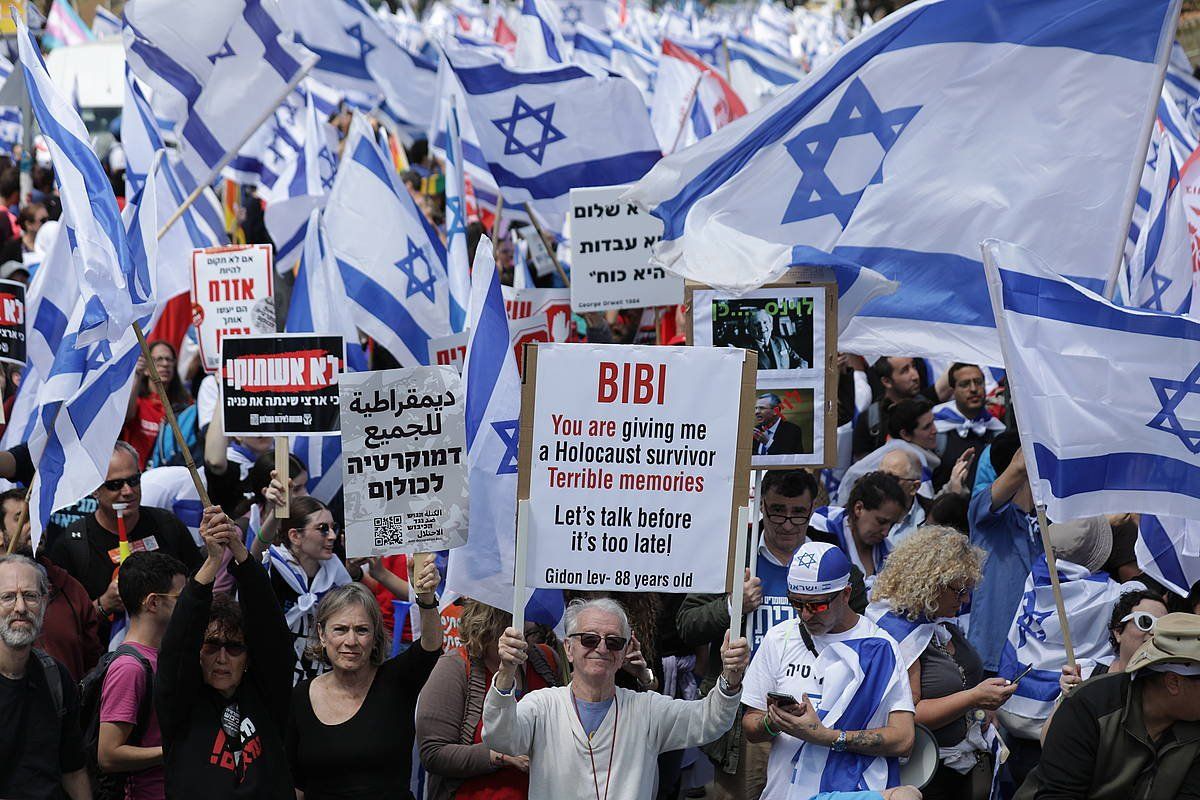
[765,513,810,526]
[568,632,628,652]
[788,593,840,614]
[102,474,141,492]
[307,522,338,536]
[201,639,248,657]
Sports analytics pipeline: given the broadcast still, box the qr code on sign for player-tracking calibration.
[373,516,405,547]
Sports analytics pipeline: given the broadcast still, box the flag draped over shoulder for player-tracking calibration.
[627,0,1180,364]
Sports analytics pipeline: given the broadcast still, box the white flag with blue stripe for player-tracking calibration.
[443,236,563,626]
[726,33,805,112]
[17,16,148,347]
[123,0,316,185]
[996,557,1120,730]
[983,237,1200,521]
[627,0,1181,365]
[443,98,471,333]
[1126,127,1196,316]
[324,115,451,366]
[447,45,661,231]
[1135,513,1200,597]
[515,0,566,68]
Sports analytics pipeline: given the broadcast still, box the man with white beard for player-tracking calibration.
[0,554,90,799]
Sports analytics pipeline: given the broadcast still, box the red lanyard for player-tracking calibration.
[571,691,619,800]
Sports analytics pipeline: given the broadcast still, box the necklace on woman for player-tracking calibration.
[571,691,619,800]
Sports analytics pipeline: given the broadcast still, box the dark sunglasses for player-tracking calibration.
[569,632,628,652]
[307,522,338,535]
[102,474,141,492]
[201,639,247,657]
[788,593,840,614]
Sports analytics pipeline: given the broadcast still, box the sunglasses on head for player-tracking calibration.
[787,593,840,614]
[201,639,247,657]
[568,632,628,652]
[1121,611,1158,633]
[102,474,141,492]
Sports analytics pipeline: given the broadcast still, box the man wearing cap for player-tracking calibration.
[1018,612,1200,799]
[741,541,916,800]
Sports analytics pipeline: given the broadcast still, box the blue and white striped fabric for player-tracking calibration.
[996,558,1119,732]
[627,0,1180,365]
[323,115,451,366]
[789,245,897,335]
[572,24,612,74]
[446,45,660,231]
[91,4,123,38]
[982,237,1200,521]
[810,505,891,586]
[1135,513,1200,597]
[17,18,147,347]
[932,398,1006,438]
[610,32,657,106]
[443,99,471,333]
[263,90,338,276]
[0,55,20,158]
[1126,127,1195,316]
[123,0,315,185]
[866,599,952,669]
[25,172,161,552]
[515,0,566,68]
[443,236,563,627]
[282,0,437,132]
[726,33,805,112]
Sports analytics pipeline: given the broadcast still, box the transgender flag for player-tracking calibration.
[43,0,95,49]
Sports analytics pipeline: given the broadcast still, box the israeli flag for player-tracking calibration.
[996,558,1120,730]
[1126,127,1196,316]
[651,39,747,153]
[572,24,612,74]
[627,0,1181,365]
[16,17,146,347]
[443,98,471,333]
[324,115,451,366]
[867,599,952,669]
[443,236,563,626]
[982,237,1200,522]
[91,4,123,38]
[726,33,806,112]
[515,0,566,68]
[25,171,161,551]
[446,45,660,230]
[610,32,657,106]
[123,0,316,185]
[282,0,437,132]
[1135,513,1200,597]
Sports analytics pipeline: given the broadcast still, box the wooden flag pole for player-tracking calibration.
[511,499,531,633]
[1035,504,1076,669]
[522,202,571,287]
[3,484,31,554]
[728,505,751,642]
[274,437,290,519]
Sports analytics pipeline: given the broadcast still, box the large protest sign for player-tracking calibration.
[689,275,837,469]
[518,343,755,594]
[192,244,275,373]
[340,366,468,557]
[0,279,25,366]
[221,334,343,437]
[569,185,683,312]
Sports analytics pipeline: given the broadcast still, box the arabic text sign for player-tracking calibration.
[221,334,343,437]
[519,343,752,594]
[192,245,275,373]
[341,367,468,557]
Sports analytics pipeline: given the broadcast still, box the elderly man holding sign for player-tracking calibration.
[483,597,750,799]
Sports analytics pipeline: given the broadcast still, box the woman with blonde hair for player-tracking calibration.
[416,599,562,800]
[869,525,1014,800]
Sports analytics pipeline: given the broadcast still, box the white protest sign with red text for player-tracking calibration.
[518,343,753,594]
[192,244,275,373]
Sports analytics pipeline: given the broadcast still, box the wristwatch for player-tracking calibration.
[718,674,740,695]
[832,730,848,752]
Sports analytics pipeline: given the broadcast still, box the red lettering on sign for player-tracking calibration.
[597,362,667,404]
[0,293,22,326]
[223,349,342,392]
[208,278,256,302]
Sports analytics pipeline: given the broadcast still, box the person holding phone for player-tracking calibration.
[742,541,915,800]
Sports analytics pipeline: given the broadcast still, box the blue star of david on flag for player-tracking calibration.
[1015,606,1052,649]
[1148,361,1200,454]
[561,3,583,25]
[781,77,920,227]
[394,237,437,302]
[492,419,520,474]
[318,146,337,191]
[446,195,467,240]
[345,23,375,59]
[208,41,236,64]
[492,96,566,166]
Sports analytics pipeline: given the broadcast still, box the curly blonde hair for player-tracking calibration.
[458,599,512,660]
[871,525,986,620]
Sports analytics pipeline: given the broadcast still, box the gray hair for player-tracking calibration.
[757,393,782,407]
[0,554,49,597]
[305,582,389,667]
[112,440,141,467]
[564,598,630,639]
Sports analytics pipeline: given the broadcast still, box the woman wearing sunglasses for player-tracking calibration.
[155,506,296,799]
[1053,588,1168,700]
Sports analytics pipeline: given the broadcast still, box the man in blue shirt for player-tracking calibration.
[966,431,1043,674]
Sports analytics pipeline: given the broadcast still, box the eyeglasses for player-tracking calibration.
[765,513,810,526]
[101,474,141,492]
[896,477,921,487]
[568,632,628,652]
[0,591,43,608]
[201,639,248,657]
[947,584,971,599]
[307,523,338,536]
[1121,612,1158,633]
[788,593,840,614]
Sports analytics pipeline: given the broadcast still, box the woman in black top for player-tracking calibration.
[872,526,1016,800]
[155,506,296,799]
[286,558,443,799]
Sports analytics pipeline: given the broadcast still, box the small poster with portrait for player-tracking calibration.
[688,275,837,469]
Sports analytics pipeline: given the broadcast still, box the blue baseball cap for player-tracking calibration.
[787,541,851,595]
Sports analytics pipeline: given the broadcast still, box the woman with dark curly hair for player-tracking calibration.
[155,506,296,798]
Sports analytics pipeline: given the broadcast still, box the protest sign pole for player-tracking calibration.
[492,195,504,242]
[132,321,212,507]
[522,202,571,287]
[512,499,530,633]
[728,505,750,642]
[748,470,762,579]
[274,437,290,518]
[157,56,318,243]
[1035,504,1076,669]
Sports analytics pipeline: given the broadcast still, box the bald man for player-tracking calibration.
[879,449,927,544]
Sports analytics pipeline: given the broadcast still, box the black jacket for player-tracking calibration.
[155,555,296,799]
